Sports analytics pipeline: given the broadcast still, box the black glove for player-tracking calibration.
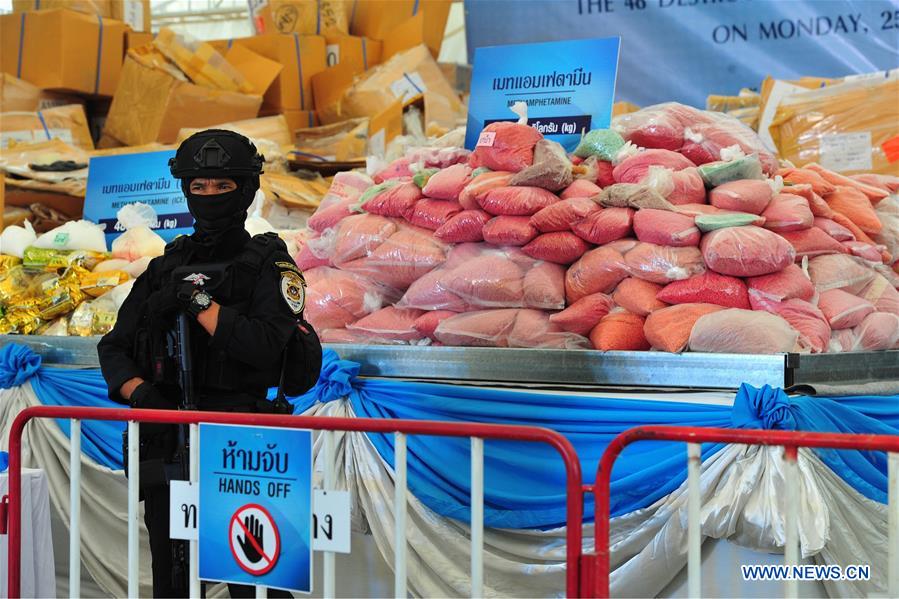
[146,282,197,319]
[129,382,177,410]
[146,281,182,319]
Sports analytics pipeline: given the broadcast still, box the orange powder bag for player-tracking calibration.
[644,303,725,353]
[589,310,650,351]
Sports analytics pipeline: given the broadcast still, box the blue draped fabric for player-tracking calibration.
[0,344,124,469]
[2,343,898,529]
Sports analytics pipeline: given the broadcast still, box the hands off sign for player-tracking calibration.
[465,37,620,151]
[199,424,313,593]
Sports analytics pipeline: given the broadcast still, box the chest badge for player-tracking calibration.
[182,272,211,286]
[280,270,306,314]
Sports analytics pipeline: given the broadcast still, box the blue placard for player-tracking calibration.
[464,0,899,109]
[465,37,621,151]
[83,150,193,245]
[199,424,313,594]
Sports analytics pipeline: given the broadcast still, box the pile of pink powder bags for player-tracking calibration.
[293,102,899,354]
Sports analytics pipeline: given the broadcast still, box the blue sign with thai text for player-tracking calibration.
[464,37,621,151]
[84,150,193,245]
[199,424,313,593]
[464,0,899,109]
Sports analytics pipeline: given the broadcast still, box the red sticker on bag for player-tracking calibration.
[882,135,899,163]
[476,131,496,147]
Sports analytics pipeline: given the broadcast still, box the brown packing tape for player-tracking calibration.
[0,9,126,97]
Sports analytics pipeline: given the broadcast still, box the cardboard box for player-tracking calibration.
[112,0,151,33]
[125,29,154,53]
[13,0,151,32]
[438,62,471,94]
[325,35,382,72]
[277,109,319,134]
[177,115,293,147]
[1,104,95,150]
[316,44,462,131]
[250,0,349,36]
[350,0,450,58]
[0,9,126,97]
[0,74,84,112]
[225,44,283,96]
[770,76,899,175]
[103,54,263,145]
[4,188,84,220]
[227,34,327,111]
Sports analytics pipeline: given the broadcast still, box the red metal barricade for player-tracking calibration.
[5,405,584,598]
[582,425,899,598]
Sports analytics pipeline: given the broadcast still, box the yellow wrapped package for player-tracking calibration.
[0,265,33,306]
[30,268,86,320]
[22,247,107,271]
[80,270,129,298]
[153,28,255,94]
[0,255,22,270]
[769,76,899,176]
[67,296,117,336]
[0,309,43,335]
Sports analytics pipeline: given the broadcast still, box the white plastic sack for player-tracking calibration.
[33,220,107,253]
[0,220,37,258]
[245,216,276,237]
[111,204,165,261]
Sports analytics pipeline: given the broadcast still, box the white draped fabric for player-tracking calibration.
[0,383,890,597]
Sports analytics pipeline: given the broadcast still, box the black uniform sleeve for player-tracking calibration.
[209,250,298,370]
[97,261,156,403]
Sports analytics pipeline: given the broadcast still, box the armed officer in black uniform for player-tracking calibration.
[98,130,318,598]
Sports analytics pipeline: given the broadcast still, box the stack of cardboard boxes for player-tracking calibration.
[1,0,461,223]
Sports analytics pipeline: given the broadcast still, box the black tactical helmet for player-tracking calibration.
[169,129,264,180]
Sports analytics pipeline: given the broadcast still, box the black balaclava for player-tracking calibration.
[169,129,264,258]
[181,175,256,251]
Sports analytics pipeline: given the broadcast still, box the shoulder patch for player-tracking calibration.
[280,270,306,314]
[275,261,300,273]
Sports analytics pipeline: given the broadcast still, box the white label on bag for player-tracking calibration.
[476,131,497,147]
[389,71,427,104]
[326,44,340,67]
[123,0,144,32]
[819,132,873,172]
